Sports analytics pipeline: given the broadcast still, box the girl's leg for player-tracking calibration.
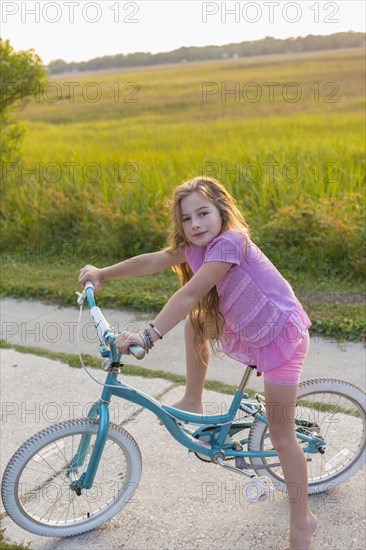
[264,380,317,550]
[171,315,209,413]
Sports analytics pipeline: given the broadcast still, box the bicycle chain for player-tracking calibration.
[193,413,322,463]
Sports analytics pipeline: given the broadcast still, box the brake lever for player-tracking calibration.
[76,290,86,305]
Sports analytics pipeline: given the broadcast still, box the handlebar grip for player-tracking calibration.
[84,280,95,291]
[128,344,146,360]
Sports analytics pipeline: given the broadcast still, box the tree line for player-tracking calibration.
[48,31,365,75]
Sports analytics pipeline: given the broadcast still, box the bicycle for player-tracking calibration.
[2,282,365,537]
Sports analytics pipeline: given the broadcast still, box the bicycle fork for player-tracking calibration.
[67,399,110,494]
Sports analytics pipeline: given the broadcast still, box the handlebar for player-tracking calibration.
[77,281,146,360]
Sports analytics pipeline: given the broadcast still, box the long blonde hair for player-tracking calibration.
[164,176,251,358]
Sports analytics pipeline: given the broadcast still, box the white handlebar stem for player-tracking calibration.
[89,307,146,360]
[90,306,111,343]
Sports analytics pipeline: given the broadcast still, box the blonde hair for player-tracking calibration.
[164,176,250,359]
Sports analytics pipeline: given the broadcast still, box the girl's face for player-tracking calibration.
[180,191,223,245]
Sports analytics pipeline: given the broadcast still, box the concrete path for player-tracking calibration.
[1,297,365,392]
[0,298,365,549]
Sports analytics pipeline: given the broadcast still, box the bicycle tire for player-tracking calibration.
[1,417,142,537]
[247,378,366,494]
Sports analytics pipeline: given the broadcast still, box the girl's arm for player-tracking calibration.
[116,260,233,353]
[79,248,186,291]
[100,249,186,278]
[151,261,232,335]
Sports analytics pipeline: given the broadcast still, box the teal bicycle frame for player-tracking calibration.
[71,285,325,493]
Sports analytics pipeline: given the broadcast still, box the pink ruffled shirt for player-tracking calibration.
[184,229,311,372]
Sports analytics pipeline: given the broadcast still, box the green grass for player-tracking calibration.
[296,398,362,418]
[4,49,364,239]
[20,49,366,126]
[0,259,364,342]
[0,530,30,550]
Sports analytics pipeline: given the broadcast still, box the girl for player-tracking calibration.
[79,176,317,550]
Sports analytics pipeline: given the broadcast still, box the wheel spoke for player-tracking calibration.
[248,381,365,492]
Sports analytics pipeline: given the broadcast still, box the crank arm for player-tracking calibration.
[214,455,254,478]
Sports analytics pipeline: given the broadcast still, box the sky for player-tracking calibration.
[1,0,365,64]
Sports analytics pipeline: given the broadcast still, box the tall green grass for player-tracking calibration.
[2,49,365,279]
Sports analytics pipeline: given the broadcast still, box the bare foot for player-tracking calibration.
[284,512,318,550]
[158,397,203,425]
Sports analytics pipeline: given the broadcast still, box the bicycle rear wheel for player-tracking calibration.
[248,379,366,493]
[2,418,142,537]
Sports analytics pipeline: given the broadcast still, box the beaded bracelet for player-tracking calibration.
[148,322,163,339]
[144,328,154,348]
[139,331,149,352]
[139,328,154,352]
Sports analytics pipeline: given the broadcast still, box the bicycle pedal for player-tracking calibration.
[244,476,274,503]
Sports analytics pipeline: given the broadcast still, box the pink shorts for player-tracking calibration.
[263,331,310,386]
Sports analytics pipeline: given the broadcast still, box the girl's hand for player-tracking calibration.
[115,331,146,355]
[79,264,103,293]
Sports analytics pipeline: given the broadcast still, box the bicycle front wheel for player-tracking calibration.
[248,379,366,494]
[1,418,142,537]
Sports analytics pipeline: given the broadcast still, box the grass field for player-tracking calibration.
[1,49,365,340]
[6,48,365,230]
